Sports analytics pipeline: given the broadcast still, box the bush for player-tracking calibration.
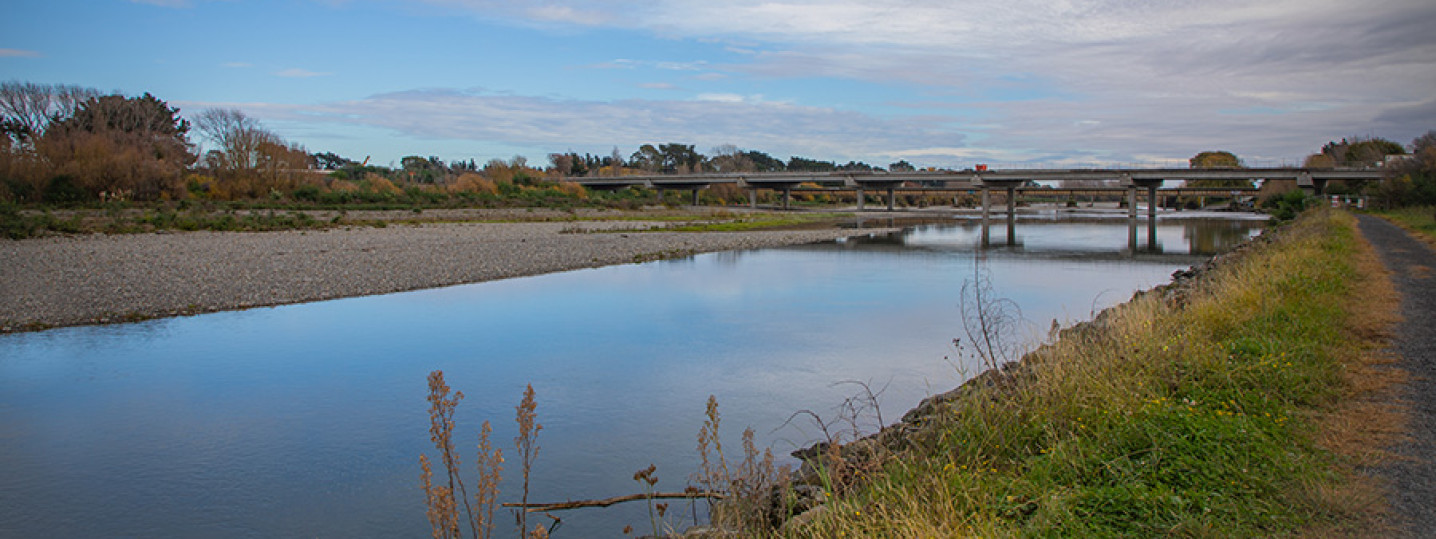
[1262,189,1311,221]
[292,184,322,203]
[0,203,36,239]
[42,175,91,205]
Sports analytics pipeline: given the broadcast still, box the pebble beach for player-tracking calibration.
[0,220,886,332]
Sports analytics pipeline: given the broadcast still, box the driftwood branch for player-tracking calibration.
[501,491,726,513]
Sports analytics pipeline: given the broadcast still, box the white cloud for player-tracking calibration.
[215,88,958,163]
[274,68,333,78]
[638,82,679,90]
[0,48,42,58]
[695,93,744,103]
[413,0,1436,163]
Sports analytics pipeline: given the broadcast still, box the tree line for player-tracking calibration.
[0,81,922,205]
[3,80,1433,208]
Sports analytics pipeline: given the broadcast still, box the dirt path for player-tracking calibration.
[1356,214,1436,537]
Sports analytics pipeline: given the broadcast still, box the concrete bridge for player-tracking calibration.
[572,167,1385,213]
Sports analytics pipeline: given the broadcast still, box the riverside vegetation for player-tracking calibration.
[417,208,1401,537]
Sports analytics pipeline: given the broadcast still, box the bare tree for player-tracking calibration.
[708,144,756,173]
[193,108,274,172]
[0,81,100,143]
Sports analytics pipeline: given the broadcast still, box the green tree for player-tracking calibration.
[741,150,785,172]
[785,156,836,172]
[629,144,662,172]
[311,151,354,170]
[658,143,703,173]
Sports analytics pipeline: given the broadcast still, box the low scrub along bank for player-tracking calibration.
[789,208,1394,536]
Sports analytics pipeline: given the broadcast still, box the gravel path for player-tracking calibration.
[1356,214,1436,537]
[0,222,890,332]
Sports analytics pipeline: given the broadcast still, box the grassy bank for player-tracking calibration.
[787,209,1397,537]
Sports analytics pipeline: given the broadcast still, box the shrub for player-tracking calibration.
[41,175,91,205]
[292,184,322,203]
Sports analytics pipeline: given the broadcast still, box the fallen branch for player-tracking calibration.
[501,491,726,513]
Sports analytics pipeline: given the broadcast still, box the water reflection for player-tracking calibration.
[0,218,1263,537]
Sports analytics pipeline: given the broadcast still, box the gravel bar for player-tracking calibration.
[0,222,893,332]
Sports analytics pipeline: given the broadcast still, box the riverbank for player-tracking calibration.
[0,218,891,333]
[773,208,1400,536]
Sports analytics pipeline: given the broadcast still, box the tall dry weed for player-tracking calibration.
[694,395,791,533]
[418,371,506,539]
[514,384,541,538]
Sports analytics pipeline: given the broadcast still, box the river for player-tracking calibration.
[0,216,1263,537]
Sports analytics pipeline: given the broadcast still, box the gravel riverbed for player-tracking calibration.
[0,221,891,332]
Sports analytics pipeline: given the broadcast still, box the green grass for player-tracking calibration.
[786,209,1389,537]
[1373,205,1436,245]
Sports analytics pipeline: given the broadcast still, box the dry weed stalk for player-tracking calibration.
[694,395,792,533]
[474,420,503,539]
[959,261,1025,374]
[421,370,477,539]
[418,371,507,539]
[514,384,542,538]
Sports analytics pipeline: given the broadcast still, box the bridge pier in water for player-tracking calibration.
[1120,176,1162,252]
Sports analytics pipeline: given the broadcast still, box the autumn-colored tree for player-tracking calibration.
[1303,153,1336,169]
[1321,137,1406,167]
[1189,150,1242,169]
[35,93,195,200]
[1185,150,1252,189]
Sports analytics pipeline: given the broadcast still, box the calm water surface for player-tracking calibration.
[0,218,1262,537]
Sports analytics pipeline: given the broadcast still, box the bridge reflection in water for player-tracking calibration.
[847,215,1265,258]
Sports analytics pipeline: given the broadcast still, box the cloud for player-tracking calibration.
[274,68,333,78]
[231,88,958,162]
[0,48,42,58]
[638,82,679,90]
[414,0,1436,163]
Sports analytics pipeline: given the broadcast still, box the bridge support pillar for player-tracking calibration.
[1006,186,1017,245]
[749,189,757,209]
[980,187,991,247]
[782,187,791,210]
[1127,186,1138,219]
[856,187,865,212]
[1128,219,1138,253]
[1147,185,1158,248]
[887,187,896,212]
[692,189,700,206]
[981,187,991,221]
[656,187,665,205]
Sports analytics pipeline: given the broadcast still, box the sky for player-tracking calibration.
[3,0,1435,170]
